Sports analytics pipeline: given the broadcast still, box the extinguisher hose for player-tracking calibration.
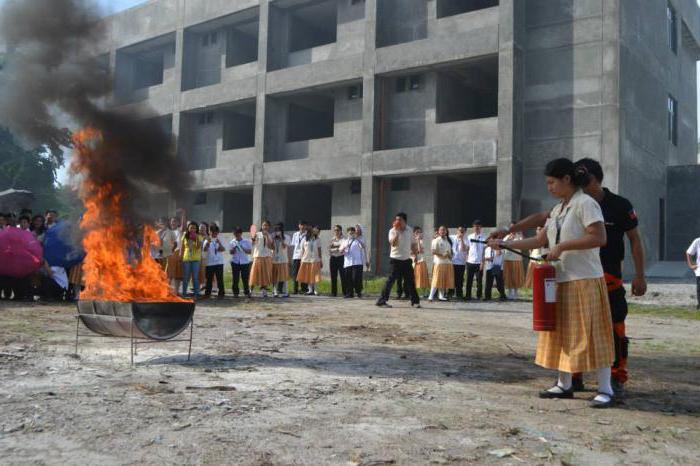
[469,239,558,262]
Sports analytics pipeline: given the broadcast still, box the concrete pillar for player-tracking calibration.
[600,0,620,193]
[252,0,270,225]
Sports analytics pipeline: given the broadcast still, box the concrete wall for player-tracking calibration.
[666,165,700,261]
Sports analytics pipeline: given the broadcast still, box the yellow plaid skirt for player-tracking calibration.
[272,262,290,283]
[249,256,273,287]
[535,277,614,373]
[414,261,430,289]
[297,261,320,284]
[503,260,525,289]
[431,263,454,290]
[524,261,536,289]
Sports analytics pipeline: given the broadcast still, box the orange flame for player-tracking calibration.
[72,127,186,302]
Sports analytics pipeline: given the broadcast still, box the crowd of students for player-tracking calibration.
[0,209,83,302]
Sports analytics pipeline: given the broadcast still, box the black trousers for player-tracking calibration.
[291,259,308,294]
[466,262,483,299]
[484,266,505,300]
[40,276,65,301]
[0,275,12,299]
[345,265,363,297]
[378,258,419,305]
[330,256,347,297]
[231,263,251,297]
[453,264,466,297]
[205,264,225,296]
[696,277,700,308]
[396,274,404,298]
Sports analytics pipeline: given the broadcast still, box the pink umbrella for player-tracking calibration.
[0,227,43,278]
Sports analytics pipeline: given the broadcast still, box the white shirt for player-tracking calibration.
[204,237,225,266]
[329,236,345,257]
[686,238,700,277]
[467,232,486,264]
[389,226,415,261]
[50,266,68,290]
[431,237,453,265]
[451,234,468,265]
[272,234,290,264]
[291,231,305,260]
[342,237,364,267]
[503,233,523,261]
[484,247,503,271]
[545,190,605,283]
[252,232,272,258]
[229,238,252,265]
[301,237,319,263]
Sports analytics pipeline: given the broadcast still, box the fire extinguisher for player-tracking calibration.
[532,263,556,331]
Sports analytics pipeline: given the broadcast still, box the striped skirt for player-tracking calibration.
[414,261,430,289]
[503,260,525,289]
[535,277,614,373]
[431,263,454,290]
[166,253,183,280]
[272,262,290,283]
[524,261,536,289]
[297,261,320,284]
[249,256,273,287]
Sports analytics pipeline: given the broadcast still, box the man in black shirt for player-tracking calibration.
[494,158,647,396]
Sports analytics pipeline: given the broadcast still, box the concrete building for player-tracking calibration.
[101,0,700,274]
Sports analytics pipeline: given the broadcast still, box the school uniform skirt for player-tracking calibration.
[167,254,183,280]
[297,261,320,284]
[68,264,83,287]
[524,261,536,289]
[156,257,168,271]
[414,260,430,289]
[503,260,525,289]
[535,277,614,373]
[431,263,454,290]
[249,256,273,287]
[272,262,290,283]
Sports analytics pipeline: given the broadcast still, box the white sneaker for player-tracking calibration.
[262,290,268,298]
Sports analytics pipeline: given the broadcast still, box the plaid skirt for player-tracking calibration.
[249,256,273,287]
[431,263,454,290]
[524,262,536,289]
[166,254,183,280]
[297,261,320,285]
[68,264,83,286]
[503,260,525,289]
[414,261,430,289]
[535,277,614,373]
[272,262,290,283]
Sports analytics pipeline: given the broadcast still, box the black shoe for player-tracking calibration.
[499,296,508,302]
[572,378,585,392]
[344,295,354,299]
[590,392,616,409]
[611,379,625,397]
[356,293,362,298]
[539,385,574,399]
[376,301,392,308]
[465,297,472,301]
[412,303,421,309]
[482,298,491,302]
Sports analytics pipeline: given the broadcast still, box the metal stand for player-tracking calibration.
[75,315,194,366]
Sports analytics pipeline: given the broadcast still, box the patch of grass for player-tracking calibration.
[628,303,700,321]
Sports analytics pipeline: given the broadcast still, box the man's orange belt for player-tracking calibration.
[604,272,624,292]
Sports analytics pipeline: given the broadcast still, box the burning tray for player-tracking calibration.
[75,300,195,364]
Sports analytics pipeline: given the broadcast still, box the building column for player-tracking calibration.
[252,0,270,225]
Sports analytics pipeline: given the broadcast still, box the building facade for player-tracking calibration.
[102,0,700,273]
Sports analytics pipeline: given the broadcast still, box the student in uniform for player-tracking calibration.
[355,224,371,270]
[503,225,525,299]
[493,158,615,408]
[428,226,454,302]
[229,227,252,298]
[249,220,274,298]
[465,220,486,300]
[180,221,203,299]
[203,224,226,298]
[297,226,322,295]
[341,226,365,298]
[328,225,347,297]
[687,236,700,310]
[483,245,506,301]
[271,222,290,298]
[524,227,545,289]
[197,222,210,294]
[412,226,430,297]
[290,220,308,294]
[167,211,186,293]
[450,226,468,298]
[376,213,421,308]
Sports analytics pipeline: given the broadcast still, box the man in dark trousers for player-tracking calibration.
[493,158,647,396]
[376,212,420,308]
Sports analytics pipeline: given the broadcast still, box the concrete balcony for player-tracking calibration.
[262,154,362,185]
[266,53,363,95]
[180,74,258,112]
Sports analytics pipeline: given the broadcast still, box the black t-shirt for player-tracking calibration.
[598,188,638,278]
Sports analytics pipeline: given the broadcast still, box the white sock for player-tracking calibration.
[428,288,437,300]
[512,289,518,299]
[595,367,613,401]
[438,290,445,300]
[548,372,572,393]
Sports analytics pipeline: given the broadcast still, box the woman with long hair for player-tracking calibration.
[412,226,430,297]
[297,226,322,295]
[249,220,274,297]
[180,221,203,299]
[428,226,454,302]
[492,158,615,408]
[503,224,525,299]
[271,222,291,298]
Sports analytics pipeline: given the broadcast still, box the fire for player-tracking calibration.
[72,128,186,302]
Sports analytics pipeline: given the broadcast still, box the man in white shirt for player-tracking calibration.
[376,212,420,308]
[466,219,486,300]
[341,226,365,298]
[290,220,308,294]
[686,237,700,310]
[450,226,468,298]
[203,224,226,298]
[483,246,506,301]
[229,227,252,298]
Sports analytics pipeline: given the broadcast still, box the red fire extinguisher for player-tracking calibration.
[532,263,556,331]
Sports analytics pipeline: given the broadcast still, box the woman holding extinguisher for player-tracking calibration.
[492,158,615,408]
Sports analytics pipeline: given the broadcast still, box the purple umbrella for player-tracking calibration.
[0,227,43,278]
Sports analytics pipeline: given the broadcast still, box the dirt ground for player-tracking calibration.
[1,292,699,465]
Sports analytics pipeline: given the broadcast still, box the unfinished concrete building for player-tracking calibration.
[102,0,700,273]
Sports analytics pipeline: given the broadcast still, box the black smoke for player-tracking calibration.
[0,0,191,224]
